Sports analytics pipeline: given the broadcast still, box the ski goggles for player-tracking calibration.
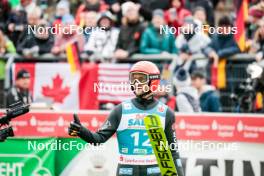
[129,72,160,84]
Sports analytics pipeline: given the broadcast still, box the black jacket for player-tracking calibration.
[6,10,27,46]
[116,21,146,56]
[17,32,54,55]
[6,86,32,108]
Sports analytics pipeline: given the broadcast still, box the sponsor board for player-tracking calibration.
[1,111,263,143]
[0,111,263,176]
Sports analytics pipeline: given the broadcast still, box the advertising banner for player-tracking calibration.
[0,138,55,176]
[0,111,264,176]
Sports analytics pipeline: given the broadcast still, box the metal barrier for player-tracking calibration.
[0,53,256,111]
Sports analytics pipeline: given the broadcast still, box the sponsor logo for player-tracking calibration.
[135,114,146,119]
[119,168,133,175]
[100,120,111,130]
[120,156,123,161]
[124,103,132,110]
[147,167,160,174]
[133,148,147,154]
[158,105,165,112]
[128,119,145,127]
[121,148,128,154]
[149,75,160,79]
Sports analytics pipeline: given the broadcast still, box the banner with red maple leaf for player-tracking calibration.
[13,63,99,110]
[42,74,71,103]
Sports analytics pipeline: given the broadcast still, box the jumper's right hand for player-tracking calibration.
[68,114,82,137]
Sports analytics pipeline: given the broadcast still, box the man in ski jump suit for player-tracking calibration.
[68,61,184,176]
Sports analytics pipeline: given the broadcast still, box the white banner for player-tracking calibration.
[60,139,264,176]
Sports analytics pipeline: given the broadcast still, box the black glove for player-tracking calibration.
[0,125,14,142]
[68,114,82,137]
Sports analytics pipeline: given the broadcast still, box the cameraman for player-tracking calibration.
[5,69,32,108]
[0,124,13,142]
[0,101,30,142]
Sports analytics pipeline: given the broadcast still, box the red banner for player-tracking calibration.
[4,111,264,143]
[175,113,264,143]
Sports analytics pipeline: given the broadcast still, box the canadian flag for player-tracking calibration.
[13,63,99,110]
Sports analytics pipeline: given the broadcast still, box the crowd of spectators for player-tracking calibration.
[0,0,263,112]
[0,0,263,61]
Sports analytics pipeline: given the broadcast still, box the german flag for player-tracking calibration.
[211,59,227,89]
[234,0,248,52]
[255,92,263,110]
[66,42,81,73]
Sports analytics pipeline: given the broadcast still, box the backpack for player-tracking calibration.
[177,92,200,112]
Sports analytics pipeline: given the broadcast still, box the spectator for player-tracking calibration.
[176,17,211,54]
[212,0,225,9]
[84,11,119,60]
[108,0,152,26]
[26,7,42,29]
[17,22,54,57]
[114,2,145,60]
[52,0,70,30]
[7,7,27,46]
[174,17,210,73]
[203,16,240,66]
[0,0,11,31]
[0,28,16,97]
[0,28,16,55]
[250,19,264,62]
[75,0,109,25]
[20,0,37,14]
[164,0,192,35]
[191,70,222,112]
[140,9,178,54]
[13,7,43,47]
[187,0,215,26]
[6,69,33,108]
[247,3,264,39]
[83,11,98,42]
[120,1,152,24]
[52,14,85,55]
[193,6,208,32]
[173,68,201,112]
[155,80,177,111]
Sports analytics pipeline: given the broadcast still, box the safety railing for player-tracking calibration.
[0,53,256,111]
